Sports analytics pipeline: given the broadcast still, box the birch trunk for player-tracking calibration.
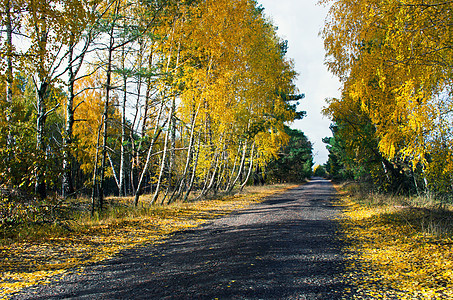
[34,12,50,199]
[183,136,201,202]
[119,46,127,197]
[240,142,255,191]
[165,39,181,199]
[91,123,103,215]
[164,96,176,201]
[133,97,166,206]
[107,151,120,192]
[224,144,241,191]
[197,135,224,200]
[227,140,248,193]
[98,20,116,211]
[62,16,93,198]
[35,80,48,199]
[62,43,75,198]
[129,39,146,196]
[169,103,200,203]
[152,109,172,205]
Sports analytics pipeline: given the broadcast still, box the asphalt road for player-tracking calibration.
[12,178,351,299]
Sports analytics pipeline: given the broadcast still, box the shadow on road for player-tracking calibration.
[12,179,351,300]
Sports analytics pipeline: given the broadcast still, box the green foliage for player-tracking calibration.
[313,164,327,177]
[322,108,385,185]
[323,119,417,194]
[266,126,313,183]
[0,73,66,198]
[322,136,353,181]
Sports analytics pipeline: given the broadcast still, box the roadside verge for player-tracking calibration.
[334,183,453,299]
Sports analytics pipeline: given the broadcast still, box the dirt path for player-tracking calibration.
[11,179,351,299]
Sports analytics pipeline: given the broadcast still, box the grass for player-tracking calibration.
[0,184,296,299]
[335,182,453,299]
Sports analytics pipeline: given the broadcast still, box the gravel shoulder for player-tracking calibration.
[11,178,351,299]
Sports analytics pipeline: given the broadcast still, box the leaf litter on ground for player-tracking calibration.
[334,183,453,300]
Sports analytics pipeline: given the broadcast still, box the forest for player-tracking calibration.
[0,0,313,221]
[321,0,453,201]
[1,0,452,296]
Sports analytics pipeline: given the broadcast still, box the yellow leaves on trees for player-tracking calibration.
[172,0,298,183]
[1,0,301,204]
[322,0,453,194]
[73,72,121,177]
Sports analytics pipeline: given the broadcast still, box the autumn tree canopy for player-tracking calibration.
[321,0,453,197]
[0,0,308,213]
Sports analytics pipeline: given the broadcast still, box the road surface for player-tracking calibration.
[11,178,351,299]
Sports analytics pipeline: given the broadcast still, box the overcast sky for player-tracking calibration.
[257,0,341,165]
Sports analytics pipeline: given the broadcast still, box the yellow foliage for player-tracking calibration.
[322,0,453,193]
[72,72,122,177]
[170,0,298,185]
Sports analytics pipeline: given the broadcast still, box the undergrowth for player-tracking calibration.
[0,184,295,299]
[336,182,453,299]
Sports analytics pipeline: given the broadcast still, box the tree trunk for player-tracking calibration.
[227,140,248,193]
[183,135,201,202]
[169,103,200,204]
[98,22,116,211]
[164,96,176,203]
[5,0,13,148]
[197,135,224,200]
[224,144,241,191]
[152,109,172,205]
[133,44,154,198]
[214,154,226,194]
[164,41,181,201]
[107,151,120,192]
[119,46,127,197]
[62,21,93,198]
[133,97,167,206]
[62,43,75,198]
[91,123,103,216]
[35,80,48,199]
[128,39,146,196]
[240,142,255,191]
[140,54,152,143]
[210,138,229,195]
[34,10,50,199]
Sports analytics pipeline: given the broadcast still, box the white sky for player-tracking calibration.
[257,0,341,165]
